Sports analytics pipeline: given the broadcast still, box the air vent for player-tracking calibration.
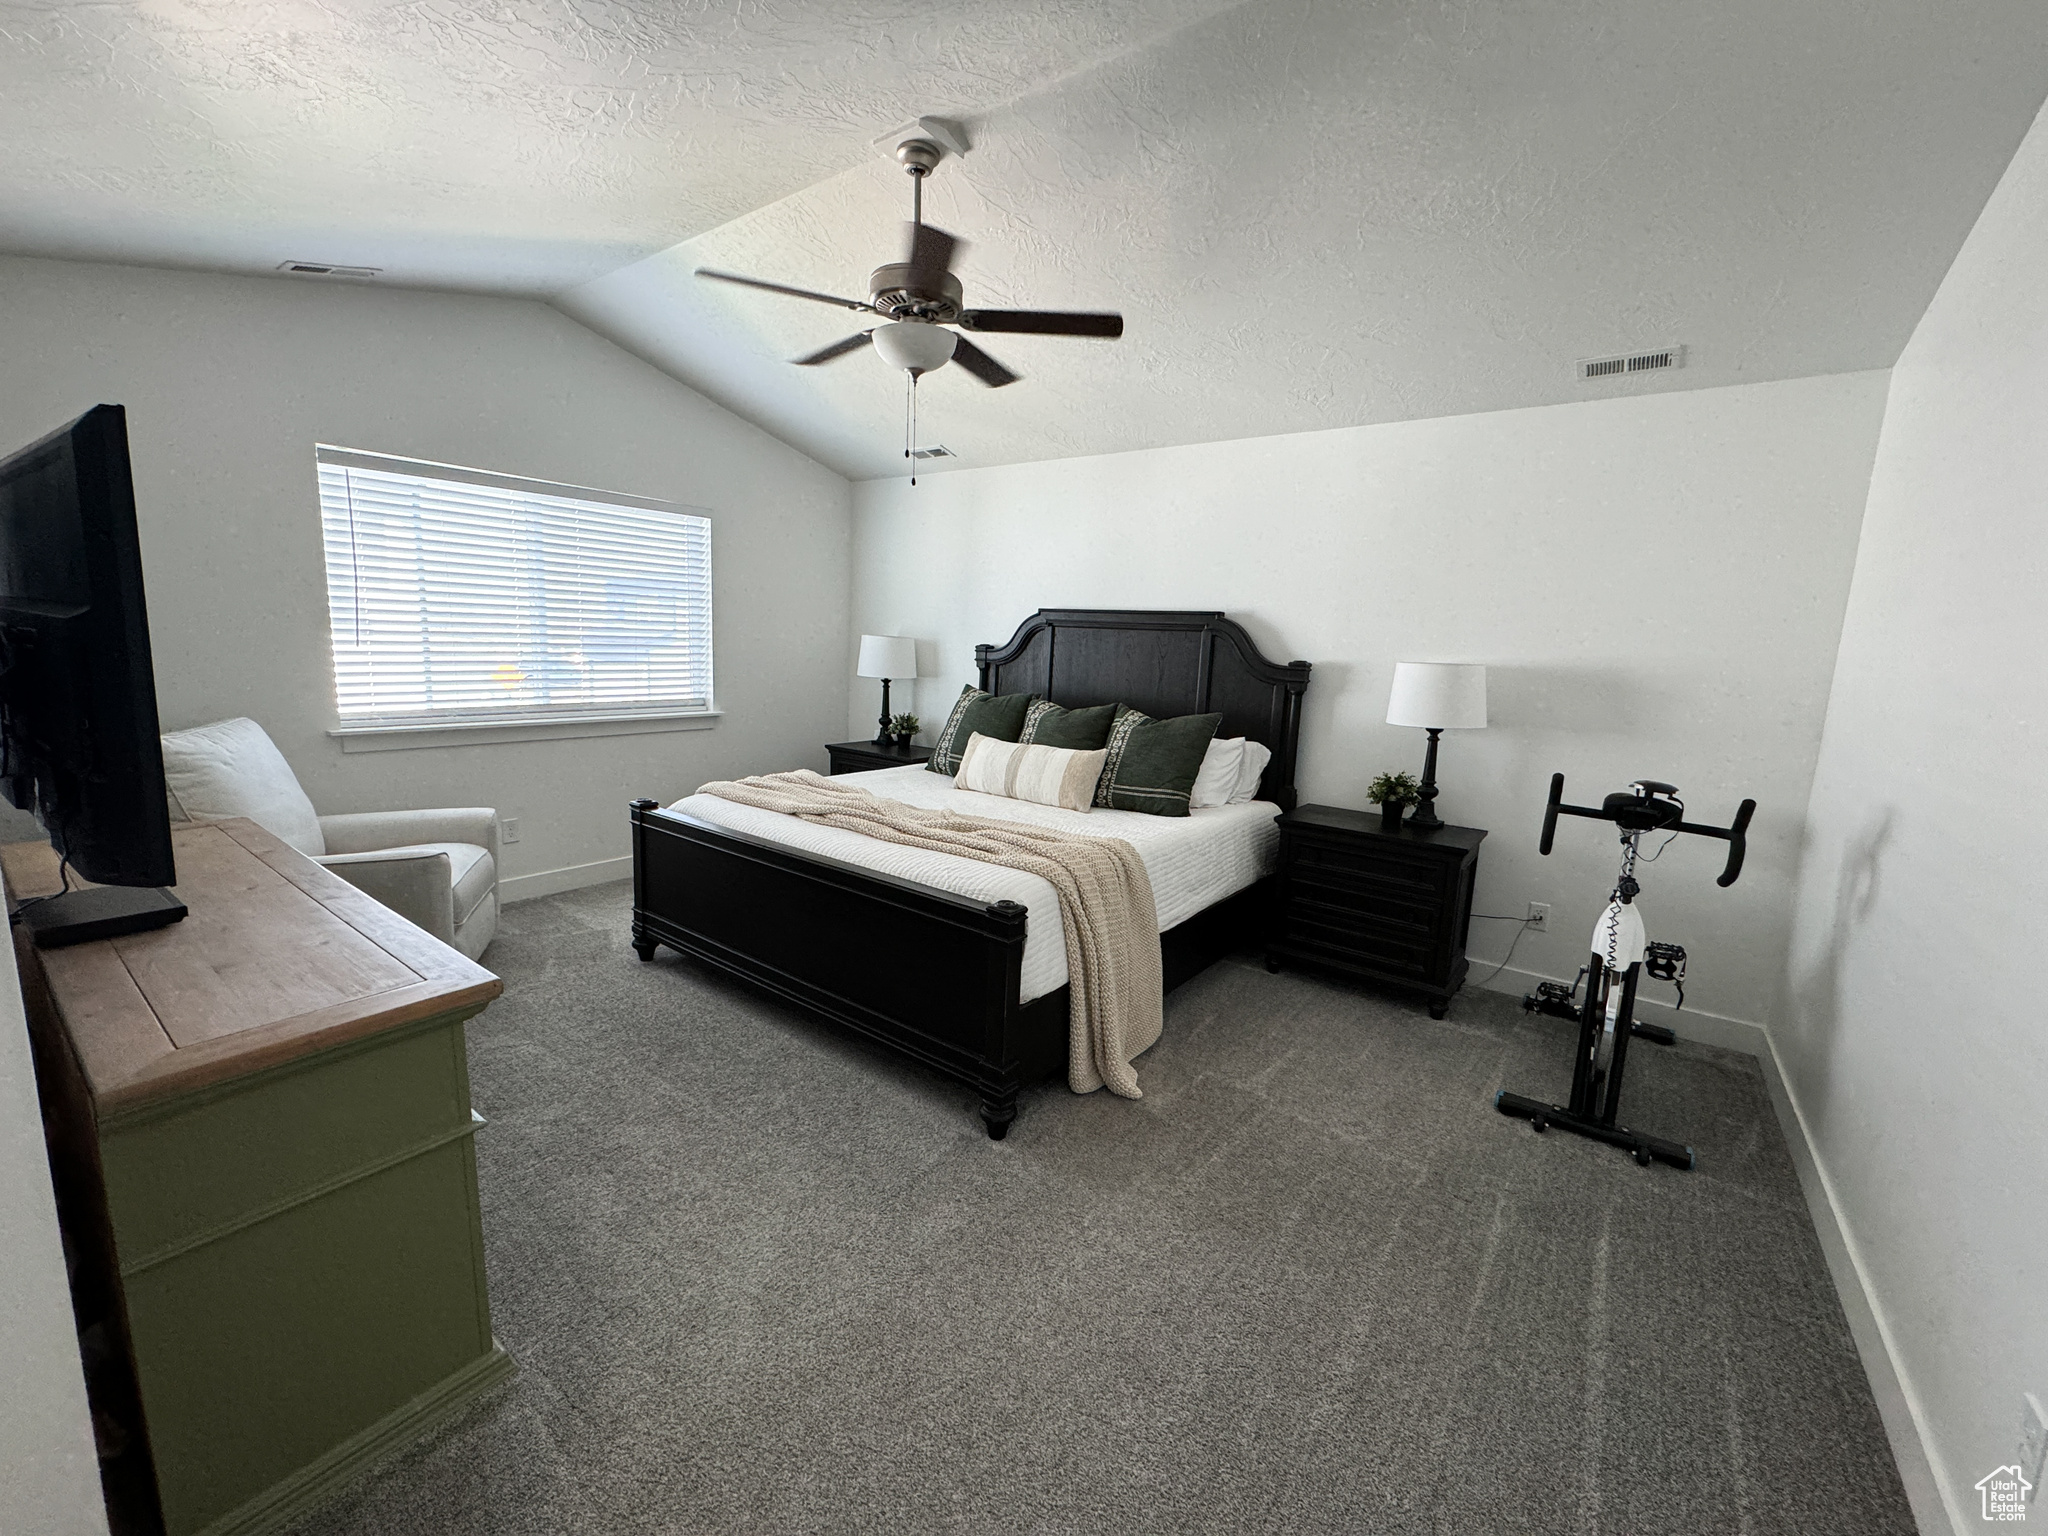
[1578,345,1685,381]
[907,445,954,461]
[277,261,381,279]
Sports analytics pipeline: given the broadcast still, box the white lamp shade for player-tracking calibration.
[870,320,958,375]
[1386,662,1487,729]
[857,634,919,680]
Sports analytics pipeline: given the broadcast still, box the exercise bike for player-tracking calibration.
[1493,774,1755,1170]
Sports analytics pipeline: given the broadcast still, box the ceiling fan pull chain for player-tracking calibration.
[905,369,916,486]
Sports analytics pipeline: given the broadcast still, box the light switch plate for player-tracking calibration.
[2020,1392,2047,1500]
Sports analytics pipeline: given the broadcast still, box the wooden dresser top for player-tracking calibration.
[4,818,503,1112]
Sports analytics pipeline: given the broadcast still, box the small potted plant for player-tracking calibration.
[1367,770,1420,829]
[890,713,920,749]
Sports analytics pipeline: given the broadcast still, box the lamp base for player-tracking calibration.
[874,676,893,746]
[1409,727,1445,829]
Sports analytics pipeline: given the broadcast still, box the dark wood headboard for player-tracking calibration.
[975,609,1313,811]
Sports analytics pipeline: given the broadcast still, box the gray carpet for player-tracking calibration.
[288,881,1913,1536]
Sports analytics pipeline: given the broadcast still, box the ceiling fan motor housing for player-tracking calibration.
[870,263,963,322]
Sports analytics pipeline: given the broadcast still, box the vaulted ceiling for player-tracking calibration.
[5,0,2047,479]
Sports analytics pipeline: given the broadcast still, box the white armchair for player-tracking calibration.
[159,718,500,960]
[315,807,501,957]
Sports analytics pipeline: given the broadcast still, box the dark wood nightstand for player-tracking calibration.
[825,739,931,775]
[1266,804,1486,1018]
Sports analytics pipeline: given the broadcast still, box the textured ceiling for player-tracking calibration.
[559,0,2048,477]
[0,0,1239,290]
[5,0,2047,478]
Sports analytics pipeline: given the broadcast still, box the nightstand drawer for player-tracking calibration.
[1287,860,1444,914]
[1289,831,1445,892]
[1286,873,1441,932]
[1285,888,1433,935]
[1279,902,1434,978]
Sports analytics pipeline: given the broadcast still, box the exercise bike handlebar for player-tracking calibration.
[1538,772,1614,853]
[1681,799,1755,887]
[1539,772,1568,854]
[1537,774,1756,887]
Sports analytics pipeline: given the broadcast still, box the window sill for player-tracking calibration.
[331,711,721,753]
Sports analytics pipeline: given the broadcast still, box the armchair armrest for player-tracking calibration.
[315,847,456,942]
[319,807,501,865]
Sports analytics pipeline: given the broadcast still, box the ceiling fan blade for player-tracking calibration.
[792,332,875,366]
[696,268,874,312]
[949,335,1019,388]
[960,309,1124,338]
[903,223,962,290]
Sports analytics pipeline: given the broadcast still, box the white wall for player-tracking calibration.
[0,256,852,889]
[853,372,1888,1029]
[1776,101,2048,1534]
[0,928,108,1536]
[0,253,849,1534]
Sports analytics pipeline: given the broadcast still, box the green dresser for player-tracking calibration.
[11,818,513,1536]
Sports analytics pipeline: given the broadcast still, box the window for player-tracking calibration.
[316,447,712,731]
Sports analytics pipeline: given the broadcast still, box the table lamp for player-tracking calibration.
[857,635,919,746]
[1385,662,1487,830]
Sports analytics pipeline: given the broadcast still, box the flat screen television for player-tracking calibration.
[0,404,185,945]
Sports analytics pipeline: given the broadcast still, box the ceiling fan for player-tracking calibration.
[694,135,1124,392]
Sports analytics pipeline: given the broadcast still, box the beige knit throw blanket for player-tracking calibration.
[694,770,1163,1097]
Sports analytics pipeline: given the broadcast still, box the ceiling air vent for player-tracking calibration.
[277,260,381,279]
[907,445,954,461]
[1577,345,1685,382]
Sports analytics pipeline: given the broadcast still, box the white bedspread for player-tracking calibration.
[667,764,1280,1002]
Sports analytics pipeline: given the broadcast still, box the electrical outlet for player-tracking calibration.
[501,817,520,844]
[1526,902,1550,932]
[2020,1392,2047,1500]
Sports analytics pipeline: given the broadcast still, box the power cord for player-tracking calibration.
[1636,828,1682,863]
[11,855,74,921]
[1473,911,1541,989]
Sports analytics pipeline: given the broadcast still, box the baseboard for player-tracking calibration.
[499,856,631,903]
[1753,1039,1957,1536]
[1469,956,1951,1534]
[198,1342,517,1536]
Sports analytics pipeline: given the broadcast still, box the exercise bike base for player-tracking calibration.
[1494,1090,1695,1170]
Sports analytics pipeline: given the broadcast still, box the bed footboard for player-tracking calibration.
[629,799,1066,1137]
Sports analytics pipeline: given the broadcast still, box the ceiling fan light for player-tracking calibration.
[871,320,957,375]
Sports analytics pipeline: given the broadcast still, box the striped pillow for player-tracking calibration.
[953,732,1106,813]
[1094,706,1223,816]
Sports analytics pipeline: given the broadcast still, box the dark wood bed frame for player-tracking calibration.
[628,609,1312,1139]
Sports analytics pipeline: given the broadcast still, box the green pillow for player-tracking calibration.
[927,686,1036,775]
[1018,699,1118,751]
[1094,706,1223,816]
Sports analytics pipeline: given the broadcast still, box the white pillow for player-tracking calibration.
[1228,740,1274,804]
[1189,737,1247,810]
[160,717,326,856]
[954,731,1106,813]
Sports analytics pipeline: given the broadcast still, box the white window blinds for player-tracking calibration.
[316,447,713,727]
